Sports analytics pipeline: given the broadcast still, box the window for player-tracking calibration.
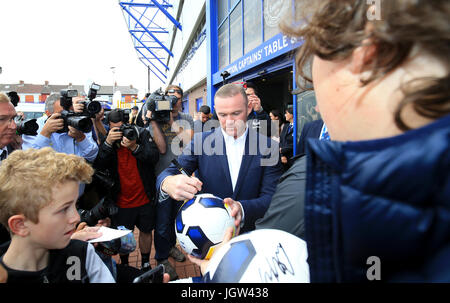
[216,0,288,70]
[39,94,48,103]
[25,95,34,103]
[218,22,229,69]
[229,2,243,63]
[196,98,203,112]
[263,0,290,41]
[217,0,229,25]
[244,0,262,53]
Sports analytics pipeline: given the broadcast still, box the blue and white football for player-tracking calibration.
[175,193,236,260]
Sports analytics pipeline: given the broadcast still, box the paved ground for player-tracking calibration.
[112,229,202,280]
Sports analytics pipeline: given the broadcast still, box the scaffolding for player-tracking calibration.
[119,0,181,87]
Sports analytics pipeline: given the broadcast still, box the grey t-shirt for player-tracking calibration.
[255,155,307,239]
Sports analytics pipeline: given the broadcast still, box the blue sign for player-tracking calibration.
[213,33,303,85]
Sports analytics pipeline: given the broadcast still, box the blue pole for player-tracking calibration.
[130,31,171,70]
[206,0,218,109]
[149,0,182,30]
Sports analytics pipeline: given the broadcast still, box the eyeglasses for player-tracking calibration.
[167,89,182,95]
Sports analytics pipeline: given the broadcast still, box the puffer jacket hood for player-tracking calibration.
[304,114,450,282]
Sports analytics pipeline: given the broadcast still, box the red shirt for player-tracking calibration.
[116,146,150,208]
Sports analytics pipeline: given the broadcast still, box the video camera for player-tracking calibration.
[145,88,178,123]
[15,116,39,136]
[58,89,93,133]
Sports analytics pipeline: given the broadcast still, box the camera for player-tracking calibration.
[78,196,118,227]
[79,83,102,117]
[15,117,39,136]
[57,89,93,133]
[145,88,179,122]
[117,124,139,141]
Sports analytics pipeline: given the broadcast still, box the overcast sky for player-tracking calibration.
[0,0,170,98]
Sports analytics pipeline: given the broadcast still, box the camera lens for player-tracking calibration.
[67,115,93,133]
[86,101,101,115]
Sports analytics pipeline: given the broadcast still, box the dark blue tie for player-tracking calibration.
[0,150,6,161]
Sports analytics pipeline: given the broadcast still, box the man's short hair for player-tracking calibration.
[286,105,294,115]
[0,93,11,104]
[165,84,183,97]
[108,108,126,123]
[199,105,210,115]
[0,147,94,229]
[215,83,248,105]
[245,82,258,95]
[45,93,61,113]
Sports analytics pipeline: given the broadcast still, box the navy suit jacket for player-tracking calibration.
[296,119,324,156]
[156,127,283,233]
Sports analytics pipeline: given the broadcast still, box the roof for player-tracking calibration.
[0,82,139,95]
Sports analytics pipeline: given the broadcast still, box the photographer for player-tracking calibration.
[94,109,160,271]
[143,85,194,280]
[22,93,98,197]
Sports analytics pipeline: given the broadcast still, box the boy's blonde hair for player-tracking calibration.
[0,147,94,228]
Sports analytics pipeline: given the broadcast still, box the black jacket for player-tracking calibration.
[280,123,294,159]
[247,109,272,138]
[94,125,159,204]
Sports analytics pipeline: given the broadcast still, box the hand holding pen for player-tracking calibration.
[161,159,203,201]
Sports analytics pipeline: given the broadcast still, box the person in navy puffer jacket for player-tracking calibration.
[190,0,450,283]
[277,0,450,282]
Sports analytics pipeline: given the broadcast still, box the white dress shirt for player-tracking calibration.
[220,127,248,192]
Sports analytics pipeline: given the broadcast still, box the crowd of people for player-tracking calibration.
[0,0,449,283]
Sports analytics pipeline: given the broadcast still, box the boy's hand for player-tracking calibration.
[188,227,235,275]
[0,263,7,283]
[71,225,102,242]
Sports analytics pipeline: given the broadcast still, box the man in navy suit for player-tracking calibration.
[296,119,325,156]
[156,83,283,235]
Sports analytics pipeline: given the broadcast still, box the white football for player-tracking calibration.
[203,229,310,283]
[175,193,236,260]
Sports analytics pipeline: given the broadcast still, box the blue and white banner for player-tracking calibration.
[213,33,303,85]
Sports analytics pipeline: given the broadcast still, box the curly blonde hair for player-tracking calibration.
[0,147,94,227]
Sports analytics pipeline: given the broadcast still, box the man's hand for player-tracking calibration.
[93,107,104,122]
[40,113,64,138]
[145,110,152,121]
[121,136,138,152]
[248,94,262,112]
[161,174,203,201]
[281,156,288,164]
[223,198,243,234]
[106,127,122,146]
[72,96,85,114]
[67,126,86,142]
